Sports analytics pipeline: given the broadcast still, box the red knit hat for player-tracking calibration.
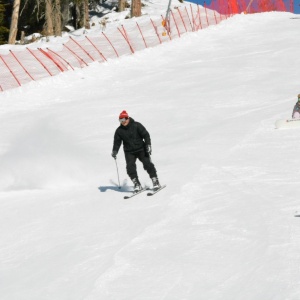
[119,110,129,119]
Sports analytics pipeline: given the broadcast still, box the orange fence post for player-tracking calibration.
[102,32,119,57]
[177,8,187,32]
[211,2,218,24]
[63,44,88,67]
[27,48,54,76]
[38,48,66,72]
[136,22,148,48]
[151,18,163,43]
[171,11,181,37]
[46,48,75,70]
[118,26,135,53]
[85,36,107,62]
[10,50,35,80]
[190,4,196,31]
[197,5,203,30]
[70,37,96,62]
[204,2,210,26]
[0,55,21,86]
[184,7,193,31]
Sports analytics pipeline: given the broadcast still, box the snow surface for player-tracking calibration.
[1,6,300,300]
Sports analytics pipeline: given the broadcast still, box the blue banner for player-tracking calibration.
[187,0,212,5]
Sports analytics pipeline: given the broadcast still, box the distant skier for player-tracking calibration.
[292,94,300,119]
[111,110,161,192]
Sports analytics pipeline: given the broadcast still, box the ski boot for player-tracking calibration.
[151,177,161,191]
[132,178,142,193]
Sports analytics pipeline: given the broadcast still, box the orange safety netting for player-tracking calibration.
[0,1,290,92]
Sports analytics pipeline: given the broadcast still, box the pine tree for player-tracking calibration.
[0,0,10,44]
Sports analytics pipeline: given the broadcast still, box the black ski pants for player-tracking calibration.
[125,150,157,180]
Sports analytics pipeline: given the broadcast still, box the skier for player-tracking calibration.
[111,110,161,192]
[292,94,300,119]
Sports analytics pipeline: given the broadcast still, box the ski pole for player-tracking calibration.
[114,158,121,189]
[164,0,172,34]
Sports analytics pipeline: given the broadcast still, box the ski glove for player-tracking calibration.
[146,145,152,155]
[111,151,118,159]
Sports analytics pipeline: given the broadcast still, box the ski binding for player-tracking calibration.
[147,184,166,196]
[124,188,148,199]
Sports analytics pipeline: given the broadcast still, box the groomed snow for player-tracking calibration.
[1,9,300,300]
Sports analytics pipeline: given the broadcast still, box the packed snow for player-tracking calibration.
[1,4,300,300]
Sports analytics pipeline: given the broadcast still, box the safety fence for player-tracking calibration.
[0,1,290,92]
[210,0,291,14]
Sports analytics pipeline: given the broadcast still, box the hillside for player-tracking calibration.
[0,10,300,300]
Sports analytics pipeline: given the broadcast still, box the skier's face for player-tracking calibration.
[120,118,129,126]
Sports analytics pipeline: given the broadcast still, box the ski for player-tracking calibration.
[147,185,166,196]
[275,118,300,129]
[124,188,148,199]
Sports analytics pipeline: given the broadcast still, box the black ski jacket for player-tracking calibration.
[112,118,151,154]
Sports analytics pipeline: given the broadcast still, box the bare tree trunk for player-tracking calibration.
[84,0,90,29]
[78,1,84,28]
[53,0,62,36]
[131,0,141,17]
[20,30,25,44]
[44,0,54,36]
[8,0,21,44]
[78,0,89,29]
[118,0,126,12]
[61,0,71,29]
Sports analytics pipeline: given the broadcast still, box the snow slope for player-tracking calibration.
[1,10,300,300]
